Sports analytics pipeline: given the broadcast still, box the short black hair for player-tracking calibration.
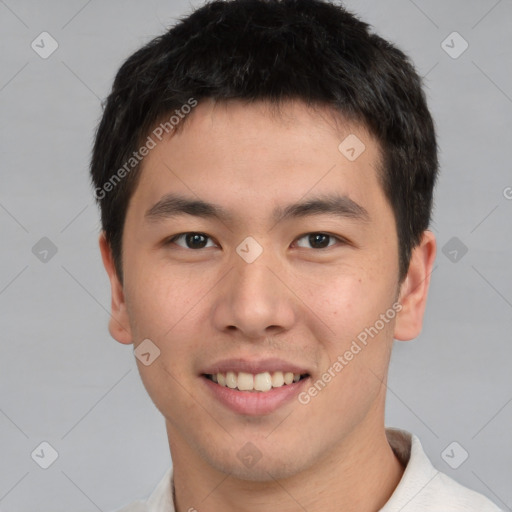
[90,0,438,284]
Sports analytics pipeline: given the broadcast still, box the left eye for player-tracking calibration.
[294,233,341,249]
[166,232,343,250]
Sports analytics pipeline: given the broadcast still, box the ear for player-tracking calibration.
[98,232,133,345]
[394,230,436,341]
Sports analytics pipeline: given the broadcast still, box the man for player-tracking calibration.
[90,0,501,510]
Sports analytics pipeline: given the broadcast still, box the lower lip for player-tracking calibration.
[201,375,310,416]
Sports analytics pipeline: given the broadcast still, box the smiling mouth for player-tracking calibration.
[203,371,310,392]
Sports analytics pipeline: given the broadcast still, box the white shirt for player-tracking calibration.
[112,428,502,511]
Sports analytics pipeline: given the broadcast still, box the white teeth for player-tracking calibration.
[284,372,294,385]
[210,371,306,392]
[237,372,254,391]
[254,372,272,392]
[271,371,285,388]
[226,371,237,389]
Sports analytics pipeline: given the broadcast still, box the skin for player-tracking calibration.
[99,99,436,512]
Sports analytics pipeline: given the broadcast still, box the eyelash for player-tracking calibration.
[165,232,347,250]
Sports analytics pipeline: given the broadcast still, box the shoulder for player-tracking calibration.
[383,428,502,512]
[419,470,502,511]
[108,500,147,512]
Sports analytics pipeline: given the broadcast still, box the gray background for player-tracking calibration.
[0,0,511,510]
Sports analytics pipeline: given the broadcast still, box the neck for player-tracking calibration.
[168,418,404,512]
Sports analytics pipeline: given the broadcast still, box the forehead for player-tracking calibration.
[127,99,386,225]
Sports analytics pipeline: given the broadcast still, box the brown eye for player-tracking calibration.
[168,232,215,249]
[295,232,341,249]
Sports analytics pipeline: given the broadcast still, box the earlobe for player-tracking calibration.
[394,230,437,341]
[98,232,133,345]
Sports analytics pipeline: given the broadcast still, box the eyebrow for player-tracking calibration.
[144,192,370,225]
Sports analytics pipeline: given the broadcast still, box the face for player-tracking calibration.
[100,99,435,481]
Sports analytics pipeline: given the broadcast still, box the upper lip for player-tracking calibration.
[201,358,311,376]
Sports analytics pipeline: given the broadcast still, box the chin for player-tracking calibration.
[200,442,312,482]
[216,458,302,482]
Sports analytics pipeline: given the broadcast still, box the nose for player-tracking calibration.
[211,247,297,340]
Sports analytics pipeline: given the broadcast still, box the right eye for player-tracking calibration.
[165,232,218,250]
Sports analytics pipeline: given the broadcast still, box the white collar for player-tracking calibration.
[141,428,499,512]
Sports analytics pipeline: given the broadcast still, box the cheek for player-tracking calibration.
[123,262,212,410]
[124,264,206,417]
[303,261,397,374]
[303,288,395,434]
[125,259,206,339]
[303,265,382,332]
